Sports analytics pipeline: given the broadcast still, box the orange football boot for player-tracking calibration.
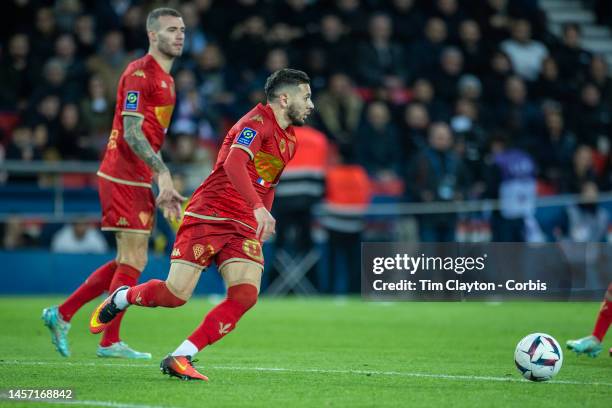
[160,355,209,381]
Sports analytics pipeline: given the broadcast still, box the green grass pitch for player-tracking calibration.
[0,297,610,407]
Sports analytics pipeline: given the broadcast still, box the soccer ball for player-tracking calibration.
[514,333,563,382]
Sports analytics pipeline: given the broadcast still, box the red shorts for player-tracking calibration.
[98,174,155,233]
[170,214,264,271]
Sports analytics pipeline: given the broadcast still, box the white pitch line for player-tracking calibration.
[2,360,611,387]
[0,398,177,408]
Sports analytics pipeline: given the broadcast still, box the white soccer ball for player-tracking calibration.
[514,333,563,382]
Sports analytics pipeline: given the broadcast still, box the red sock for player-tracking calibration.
[592,299,612,342]
[100,264,141,347]
[58,260,117,322]
[187,284,258,350]
[126,279,186,308]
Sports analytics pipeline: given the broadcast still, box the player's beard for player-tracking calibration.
[287,103,305,126]
[156,33,182,59]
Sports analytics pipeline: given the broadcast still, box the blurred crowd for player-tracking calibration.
[1,0,612,252]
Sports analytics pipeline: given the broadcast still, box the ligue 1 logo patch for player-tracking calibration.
[236,127,257,147]
[125,91,139,111]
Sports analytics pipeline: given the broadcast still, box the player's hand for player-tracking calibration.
[156,171,187,221]
[254,205,275,242]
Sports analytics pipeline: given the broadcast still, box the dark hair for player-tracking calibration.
[146,8,182,32]
[264,68,310,101]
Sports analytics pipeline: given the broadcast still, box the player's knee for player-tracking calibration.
[227,283,258,311]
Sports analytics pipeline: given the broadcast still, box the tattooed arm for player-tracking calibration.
[123,115,168,175]
[123,115,185,219]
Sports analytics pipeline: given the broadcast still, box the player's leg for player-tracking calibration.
[90,261,202,334]
[161,261,262,381]
[97,231,151,359]
[566,283,612,357]
[42,256,118,357]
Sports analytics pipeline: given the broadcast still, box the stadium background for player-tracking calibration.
[1,0,612,295]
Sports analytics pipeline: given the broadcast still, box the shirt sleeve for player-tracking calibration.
[120,71,150,118]
[230,120,265,160]
[223,147,264,209]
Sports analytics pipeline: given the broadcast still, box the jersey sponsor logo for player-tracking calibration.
[125,91,139,111]
[235,127,257,147]
[218,322,231,335]
[254,151,284,182]
[132,69,146,78]
[134,292,143,305]
[279,138,286,153]
[171,247,181,257]
[242,239,263,262]
[161,80,167,88]
[116,217,129,226]
[154,105,174,129]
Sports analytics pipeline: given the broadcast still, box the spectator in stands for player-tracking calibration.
[80,75,113,148]
[30,7,58,67]
[386,0,424,42]
[86,31,131,101]
[571,83,611,148]
[552,23,592,81]
[54,0,82,34]
[355,13,407,87]
[450,98,488,185]
[27,94,61,151]
[308,14,351,76]
[356,101,401,179]
[228,15,268,73]
[193,44,236,128]
[5,127,42,183]
[408,122,469,242]
[475,0,512,41]
[458,19,489,76]
[0,33,33,110]
[178,2,208,59]
[51,221,108,254]
[56,104,97,160]
[330,0,369,38]
[531,56,571,104]
[563,144,599,193]
[170,133,212,192]
[54,33,88,90]
[121,5,149,54]
[400,102,430,156]
[482,51,514,103]
[2,217,38,249]
[500,19,548,81]
[315,72,364,161]
[407,17,448,77]
[431,46,464,104]
[411,77,449,121]
[494,76,540,149]
[586,55,612,106]
[73,14,97,58]
[30,58,80,106]
[433,0,468,42]
[535,109,577,192]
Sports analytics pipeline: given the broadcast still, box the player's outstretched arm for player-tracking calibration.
[123,115,186,220]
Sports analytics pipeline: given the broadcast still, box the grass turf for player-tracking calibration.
[0,297,610,407]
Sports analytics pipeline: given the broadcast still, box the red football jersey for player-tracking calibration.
[98,54,175,186]
[185,103,298,230]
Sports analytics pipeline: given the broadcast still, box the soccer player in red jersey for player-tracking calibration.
[566,282,612,357]
[90,68,314,380]
[42,8,185,359]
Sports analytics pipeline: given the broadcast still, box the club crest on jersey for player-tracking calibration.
[236,127,257,147]
[125,91,139,111]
